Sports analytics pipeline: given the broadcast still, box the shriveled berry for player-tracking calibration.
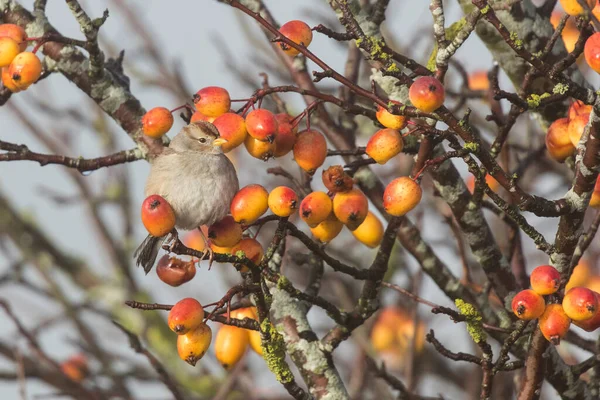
[322,165,353,193]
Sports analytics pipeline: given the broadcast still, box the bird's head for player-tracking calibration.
[169,121,228,154]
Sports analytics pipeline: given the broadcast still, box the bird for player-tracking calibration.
[134,120,239,274]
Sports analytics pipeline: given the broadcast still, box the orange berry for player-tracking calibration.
[244,134,275,160]
[215,324,250,369]
[141,195,176,237]
[182,227,209,252]
[370,318,396,352]
[370,307,426,355]
[193,86,230,118]
[545,117,574,162]
[396,318,426,354]
[566,260,592,292]
[208,216,243,247]
[190,111,216,123]
[375,100,407,130]
[587,276,600,293]
[590,178,600,208]
[1,67,20,92]
[231,307,257,320]
[566,261,592,292]
[467,71,489,91]
[141,107,174,138]
[248,328,263,356]
[366,128,404,164]
[230,184,269,224]
[333,188,369,231]
[351,211,384,248]
[511,289,546,320]
[0,24,27,51]
[568,112,589,147]
[177,323,212,366]
[466,174,500,193]
[210,240,232,256]
[168,298,205,335]
[310,212,343,243]
[60,354,89,382]
[212,112,247,152]
[231,238,264,272]
[587,32,600,73]
[278,20,313,56]
[539,304,571,345]
[559,0,596,16]
[574,291,600,332]
[530,265,561,295]
[408,76,445,113]
[383,177,422,216]
[8,51,42,89]
[0,37,20,68]
[273,113,297,157]
[551,11,580,52]
[268,186,299,217]
[245,109,278,142]
[293,129,327,175]
[563,287,599,321]
[233,308,265,356]
[156,255,196,287]
[569,100,593,120]
[300,191,333,227]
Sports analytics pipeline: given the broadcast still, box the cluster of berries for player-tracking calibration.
[512,265,599,344]
[168,298,263,368]
[0,24,42,92]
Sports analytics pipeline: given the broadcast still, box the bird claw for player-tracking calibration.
[161,229,179,253]
[204,247,215,270]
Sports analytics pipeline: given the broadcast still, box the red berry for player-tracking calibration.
[511,289,546,320]
[530,265,561,295]
[408,76,445,113]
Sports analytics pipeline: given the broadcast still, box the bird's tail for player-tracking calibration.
[134,235,164,274]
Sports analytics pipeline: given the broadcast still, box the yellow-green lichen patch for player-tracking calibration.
[455,299,487,343]
[261,318,294,384]
[526,93,551,109]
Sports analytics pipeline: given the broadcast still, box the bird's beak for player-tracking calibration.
[213,138,229,147]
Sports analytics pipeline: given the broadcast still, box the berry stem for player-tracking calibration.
[169,104,194,114]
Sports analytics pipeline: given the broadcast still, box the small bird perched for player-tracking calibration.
[134,121,239,273]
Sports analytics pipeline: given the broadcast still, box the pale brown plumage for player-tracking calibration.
[134,121,239,273]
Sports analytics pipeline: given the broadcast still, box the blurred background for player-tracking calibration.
[1,0,598,399]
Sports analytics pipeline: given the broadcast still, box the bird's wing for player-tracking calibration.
[144,153,181,198]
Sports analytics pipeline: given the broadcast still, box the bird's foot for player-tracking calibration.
[203,246,215,270]
[162,229,179,253]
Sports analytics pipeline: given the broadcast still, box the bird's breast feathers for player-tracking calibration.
[144,152,239,230]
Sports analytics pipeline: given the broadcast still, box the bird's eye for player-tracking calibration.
[198,137,207,143]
